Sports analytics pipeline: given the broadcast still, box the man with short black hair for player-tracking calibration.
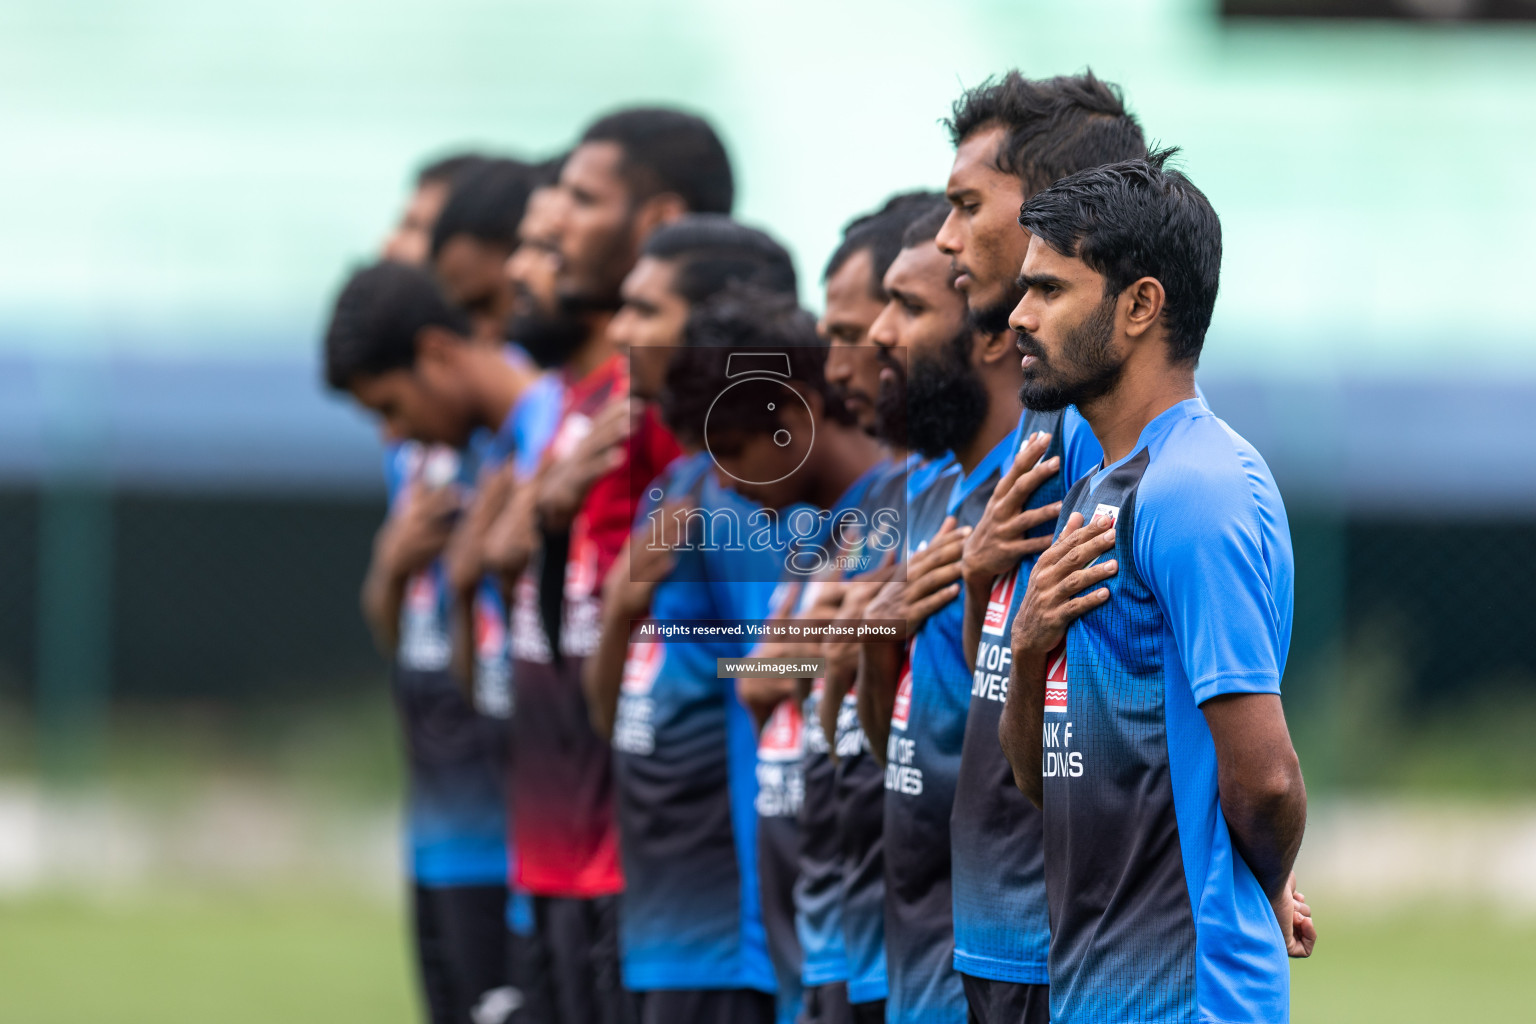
[384,152,486,268]
[929,70,1149,1024]
[999,155,1312,1024]
[324,260,534,1024]
[821,192,939,450]
[550,107,733,313]
[501,106,735,1024]
[663,286,892,1024]
[809,192,943,1024]
[853,205,1025,1024]
[430,158,535,344]
[581,216,799,1024]
[608,213,796,404]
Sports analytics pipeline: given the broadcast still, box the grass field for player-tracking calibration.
[2,888,1534,1024]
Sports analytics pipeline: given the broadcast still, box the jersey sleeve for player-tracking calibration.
[1134,452,1289,706]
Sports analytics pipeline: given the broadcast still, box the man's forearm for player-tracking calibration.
[961,574,989,674]
[448,590,477,705]
[360,556,406,657]
[1000,647,1048,806]
[1220,761,1307,903]
[584,602,634,741]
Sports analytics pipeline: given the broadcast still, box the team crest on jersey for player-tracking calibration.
[565,525,600,599]
[405,573,437,613]
[1090,503,1120,527]
[759,700,803,761]
[475,600,505,657]
[621,641,663,695]
[890,662,914,731]
[549,412,592,462]
[1044,640,1069,713]
[982,569,1018,637]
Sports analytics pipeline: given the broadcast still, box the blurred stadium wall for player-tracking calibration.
[0,0,1532,792]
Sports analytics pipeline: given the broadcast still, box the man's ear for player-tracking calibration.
[414,324,464,366]
[974,325,1019,367]
[634,192,689,240]
[1122,277,1166,340]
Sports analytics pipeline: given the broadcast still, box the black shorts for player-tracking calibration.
[961,974,1049,1024]
[633,988,776,1024]
[412,883,512,1024]
[533,894,638,1024]
[798,981,853,1024]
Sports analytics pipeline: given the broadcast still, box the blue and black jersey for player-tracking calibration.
[610,452,780,994]
[883,428,1017,1024]
[829,456,910,1007]
[385,442,509,889]
[949,407,1101,985]
[1043,397,1294,1024]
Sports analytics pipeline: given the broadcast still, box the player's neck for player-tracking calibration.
[565,312,617,381]
[468,347,531,433]
[1079,363,1197,466]
[810,426,884,509]
[954,388,1022,477]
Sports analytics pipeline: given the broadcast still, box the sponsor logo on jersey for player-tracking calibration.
[1090,503,1120,527]
[613,640,662,755]
[475,599,505,657]
[549,412,592,462]
[982,568,1018,637]
[621,640,663,695]
[890,661,914,731]
[406,573,437,613]
[756,700,805,816]
[758,699,803,762]
[1044,639,1068,713]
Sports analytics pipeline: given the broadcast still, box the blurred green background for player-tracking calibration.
[1,0,1534,1020]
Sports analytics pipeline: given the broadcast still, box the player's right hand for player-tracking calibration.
[866,517,969,636]
[1010,512,1116,660]
[963,431,1062,591]
[376,481,458,579]
[1275,871,1316,958]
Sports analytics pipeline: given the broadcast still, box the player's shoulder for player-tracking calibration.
[1138,399,1280,515]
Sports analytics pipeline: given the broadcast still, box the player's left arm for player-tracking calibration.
[1141,462,1311,955]
[1204,694,1310,956]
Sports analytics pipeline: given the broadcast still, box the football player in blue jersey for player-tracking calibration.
[930,70,1151,1024]
[814,192,943,1024]
[325,258,539,1024]
[854,201,1026,1024]
[581,215,799,1024]
[661,287,892,1024]
[1001,154,1314,1024]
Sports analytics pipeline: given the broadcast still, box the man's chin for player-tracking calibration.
[968,296,1017,337]
[1018,381,1072,413]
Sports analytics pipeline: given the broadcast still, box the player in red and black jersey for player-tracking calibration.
[502,107,737,1024]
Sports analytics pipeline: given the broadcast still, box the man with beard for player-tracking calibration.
[822,191,940,450]
[934,71,1147,1024]
[431,158,535,345]
[999,155,1312,1024]
[500,107,729,1024]
[325,261,539,1024]
[659,286,894,1024]
[854,203,1024,1024]
[383,152,486,268]
[579,215,796,1024]
[809,191,942,1024]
